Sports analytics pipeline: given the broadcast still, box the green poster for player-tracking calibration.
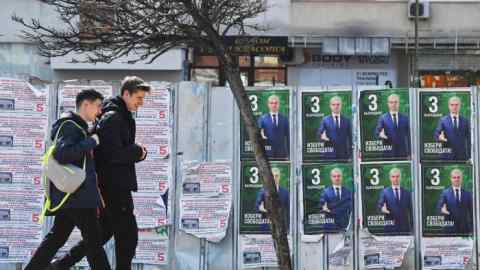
[359,88,411,161]
[302,163,353,234]
[240,161,290,234]
[361,162,413,235]
[419,90,471,161]
[240,89,290,160]
[302,91,353,162]
[422,163,473,237]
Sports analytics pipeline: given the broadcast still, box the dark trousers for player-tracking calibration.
[58,190,138,270]
[24,208,109,270]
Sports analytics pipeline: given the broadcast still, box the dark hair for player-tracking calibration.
[120,76,151,95]
[75,89,104,109]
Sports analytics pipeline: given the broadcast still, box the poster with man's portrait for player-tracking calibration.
[302,163,353,234]
[419,90,472,161]
[422,163,473,237]
[361,162,413,236]
[359,88,411,161]
[302,90,353,162]
[240,89,291,160]
[239,162,291,234]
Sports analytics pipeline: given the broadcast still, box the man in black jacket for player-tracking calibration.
[50,76,149,270]
[25,89,109,270]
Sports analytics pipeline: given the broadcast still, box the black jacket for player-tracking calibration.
[95,96,144,193]
[48,112,101,213]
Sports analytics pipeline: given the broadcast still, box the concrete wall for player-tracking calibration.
[289,1,480,37]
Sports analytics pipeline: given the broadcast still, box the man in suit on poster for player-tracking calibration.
[434,96,471,160]
[256,167,290,233]
[436,169,473,235]
[374,94,411,159]
[258,95,289,159]
[316,96,352,160]
[319,168,353,231]
[377,168,413,234]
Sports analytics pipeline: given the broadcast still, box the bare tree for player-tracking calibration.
[13,1,292,269]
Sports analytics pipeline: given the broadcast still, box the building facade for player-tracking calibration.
[0,0,185,83]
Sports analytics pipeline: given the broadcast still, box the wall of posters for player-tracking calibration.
[419,89,471,161]
[239,162,291,234]
[134,82,172,228]
[302,91,353,162]
[240,89,291,160]
[361,162,413,236]
[422,163,473,237]
[302,163,353,234]
[359,88,411,161]
[0,78,48,264]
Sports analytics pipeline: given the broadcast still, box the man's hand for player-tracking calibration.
[379,129,388,140]
[381,203,390,214]
[91,134,100,145]
[137,143,147,160]
[322,203,331,213]
[260,129,268,140]
[441,204,450,215]
[259,202,267,213]
[320,131,330,142]
[438,131,448,142]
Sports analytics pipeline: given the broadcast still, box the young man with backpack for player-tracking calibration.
[25,89,110,270]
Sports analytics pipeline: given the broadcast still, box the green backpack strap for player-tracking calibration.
[39,120,87,224]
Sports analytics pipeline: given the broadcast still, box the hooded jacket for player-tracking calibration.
[48,112,101,213]
[94,96,144,193]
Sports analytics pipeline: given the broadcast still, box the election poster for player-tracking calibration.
[179,161,232,242]
[361,236,412,269]
[419,89,471,161]
[302,90,353,162]
[135,81,171,125]
[240,161,290,234]
[302,163,353,234]
[422,163,473,237]
[240,235,292,269]
[423,237,473,269]
[58,84,113,117]
[361,162,413,235]
[0,228,42,263]
[0,114,48,154]
[359,88,411,161]
[132,227,169,266]
[0,78,49,116]
[240,89,291,160]
[133,192,168,228]
[0,152,43,189]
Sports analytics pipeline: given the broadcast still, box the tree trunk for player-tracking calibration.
[222,58,292,270]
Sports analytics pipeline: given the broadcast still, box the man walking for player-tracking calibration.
[50,76,150,270]
[25,89,109,270]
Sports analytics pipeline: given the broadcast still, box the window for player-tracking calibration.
[190,52,288,86]
[420,71,480,88]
